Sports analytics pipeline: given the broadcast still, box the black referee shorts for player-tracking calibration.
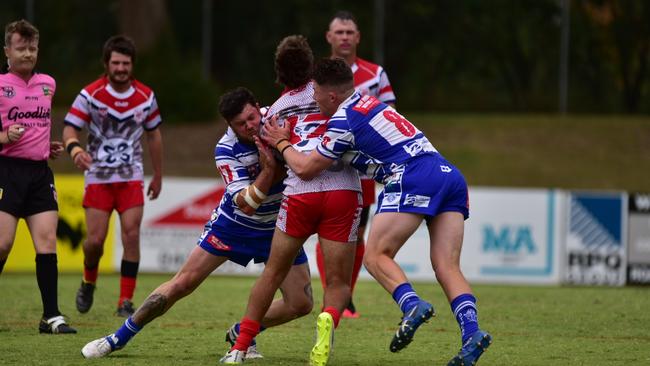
[0,156,58,218]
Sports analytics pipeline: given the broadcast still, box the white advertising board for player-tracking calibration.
[116,179,564,286]
[389,187,563,284]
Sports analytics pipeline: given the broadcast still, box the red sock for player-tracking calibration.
[323,306,341,328]
[350,241,365,293]
[233,317,261,351]
[83,266,99,284]
[315,242,327,289]
[119,276,136,306]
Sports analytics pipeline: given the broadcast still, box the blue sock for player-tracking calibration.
[450,294,480,344]
[392,283,421,314]
[112,317,142,349]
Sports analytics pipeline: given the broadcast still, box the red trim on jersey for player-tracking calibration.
[145,108,160,122]
[287,116,300,144]
[68,107,90,122]
[306,123,328,139]
[84,77,154,114]
[353,57,381,86]
[303,113,328,122]
[379,85,393,94]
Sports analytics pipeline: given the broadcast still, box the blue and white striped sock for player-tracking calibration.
[392,282,421,314]
[112,317,142,349]
[450,293,479,344]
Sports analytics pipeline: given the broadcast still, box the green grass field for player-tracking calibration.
[1,273,649,365]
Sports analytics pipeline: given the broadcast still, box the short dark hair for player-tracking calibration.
[102,35,136,64]
[330,10,358,26]
[4,19,39,47]
[313,58,354,89]
[218,87,258,122]
[275,35,313,89]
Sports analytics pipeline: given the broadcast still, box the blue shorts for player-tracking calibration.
[197,223,308,267]
[376,154,469,221]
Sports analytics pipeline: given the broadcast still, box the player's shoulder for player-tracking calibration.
[355,57,383,75]
[82,77,109,96]
[132,79,154,97]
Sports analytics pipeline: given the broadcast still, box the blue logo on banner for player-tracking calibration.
[570,195,622,248]
[480,191,555,277]
[483,225,537,254]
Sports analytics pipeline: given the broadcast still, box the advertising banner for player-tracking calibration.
[565,191,627,286]
[5,174,115,273]
[112,177,267,274]
[627,193,650,285]
[124,180,566,285]
[392,187,563,284]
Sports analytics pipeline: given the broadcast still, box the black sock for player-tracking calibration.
[0,258,6,274]
[121,259,139,278]
[35,253,60,319]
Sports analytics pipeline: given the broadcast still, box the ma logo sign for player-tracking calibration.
[482,225,537,255]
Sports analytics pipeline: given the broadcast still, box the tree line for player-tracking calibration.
[2,0,649,121]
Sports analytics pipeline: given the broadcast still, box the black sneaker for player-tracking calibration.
[39,315,77,334]
[76,281,96,313]
[116,300,136,317]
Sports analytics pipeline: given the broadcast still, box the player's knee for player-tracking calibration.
[290,296,313,317]
[431,260,461,280]
[121,227,140,247]
[84,233,106,249]
[362,252,378,273]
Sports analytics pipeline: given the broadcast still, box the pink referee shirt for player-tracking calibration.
[0,72,55,161]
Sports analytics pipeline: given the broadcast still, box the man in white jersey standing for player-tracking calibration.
[315,10,397,318]
[79,87,313,360]
[62,35,163,317]
[0,19,75,334]
[221,36,361,366]
[263,58,492,366]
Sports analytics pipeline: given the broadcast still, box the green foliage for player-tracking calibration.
[136,30,220,123]
[1,273,649,365]
[3,1,650,114]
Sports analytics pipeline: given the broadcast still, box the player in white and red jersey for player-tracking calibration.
[80,87,313,360]
[62,35,163,317]
[0,19,75,334]
[221,36,361,366]
[264,58,492,366]
[314,10,398,319]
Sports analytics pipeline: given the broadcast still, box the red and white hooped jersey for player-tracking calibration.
[352,57,396,105]
[264,81,360,196]
[64,76,162,184]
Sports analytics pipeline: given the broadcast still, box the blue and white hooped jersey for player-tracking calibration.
[317,93,438,184]
[209,127,284,239]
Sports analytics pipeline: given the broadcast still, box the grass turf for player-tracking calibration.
[1,273,649,365]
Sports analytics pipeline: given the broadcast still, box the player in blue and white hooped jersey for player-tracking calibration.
[80,88,313,361]
[262,59,492,366]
